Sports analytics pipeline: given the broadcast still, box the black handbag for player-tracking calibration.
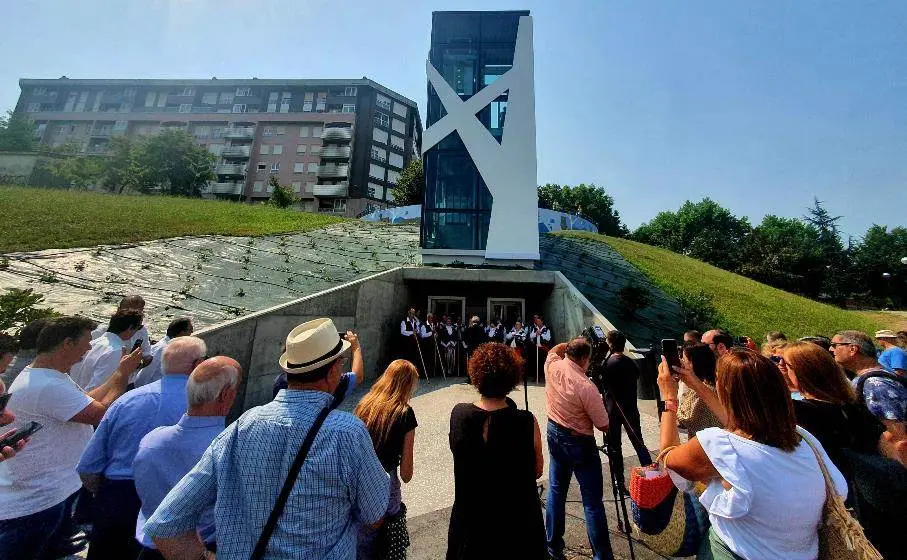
[375,502,409,560]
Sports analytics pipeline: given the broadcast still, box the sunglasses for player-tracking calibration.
[769,355,785,364]
[829,342,855,349]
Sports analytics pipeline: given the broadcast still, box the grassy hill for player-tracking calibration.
[0,185,343,253]
[556,231,888,339]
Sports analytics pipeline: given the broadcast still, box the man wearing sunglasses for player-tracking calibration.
[831,331,907,427]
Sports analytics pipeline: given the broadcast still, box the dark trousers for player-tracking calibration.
[605,396,652,488]
[0,500,66,560]
[546,421,614,560]
[87,478,141,560]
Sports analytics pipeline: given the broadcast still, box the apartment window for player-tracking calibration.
[269,92,278,101]
[33,87,47,95]
[275,126,286,135]
[257,163,268,172]
[371,145,387,163]
[26,103,40,112]
[387,170,400,185]
[219,92,234,104]
[296,144,307,154]
[260,145,270,155]
[179,104,192,113]
[180,87,195,96]
[310,145,321,155]
[372,128,388,144]
[376,93,392,111]
[392,118,406,135]
[270,162,280,173]
[294,162,306,173]
[272,145,283,155]
[341,104,356,113]
[316,92,327,112]
[113,120,128,131]
[263,127,276,137]
[124,87,136,98]
[281,91,291,100]
[201,92,218,105]
[236,87,252,97]
[389,153,404,169]
[145,92,157,108]
[390,135,405,151]
[374,112,390,128]
[55,125,66,136]
[393,102,408,118]
[344,86,357,97]
[298,126,309,138]
[195,126,211,138]
[304,92,314,102]
[368,182,385,200]
[303,92,314,112]
[369,164,385,180]
[267,102,277,113]
[232,104,246,113]
[307,163,319,173]
[253,181,264,192]
[208,144,223,155]
[311,126,322,137]
[267,182,275,193]
[291,181,302,192]
[212,127,224,138]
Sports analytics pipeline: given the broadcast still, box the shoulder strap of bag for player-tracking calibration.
[251,404,333,560]
[800,431,836,498]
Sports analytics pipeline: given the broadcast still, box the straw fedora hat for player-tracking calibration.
[279,318,351,375]
[874,329,899,340]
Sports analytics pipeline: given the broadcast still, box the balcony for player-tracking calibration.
[313,183,349,197]
[316,164,349,179]
[100,92,125,104]
[223,127,255,139]
[221,146,251,158]
[319,145,351,159]
[215,164,246,176]
[321,127,352,142]
[209,182,245,195]
[30,92,58,102]
[89,128,114,137]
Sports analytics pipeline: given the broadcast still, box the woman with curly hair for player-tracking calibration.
[446,342,546,560]
[354,359,420,560]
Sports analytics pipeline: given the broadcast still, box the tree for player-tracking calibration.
[537,183,628,236]
[101,136,149,194]
[0,288,58,331]
[850,225,907,308]
[44,142,105,189]
[268,176,297,209]
[0,110,37,153]
[803,198,848,300]
[739,215,825,297]
[391,158,423,206]
[632,198,751,271]
[140,129,215,196]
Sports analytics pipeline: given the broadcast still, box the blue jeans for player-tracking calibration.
[0,501,66,560]
[546,420,614,560]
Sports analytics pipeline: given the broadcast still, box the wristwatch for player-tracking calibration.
[664,399,678,412]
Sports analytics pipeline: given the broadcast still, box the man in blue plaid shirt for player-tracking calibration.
[145,319,390,559]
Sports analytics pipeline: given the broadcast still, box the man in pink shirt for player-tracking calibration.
[544,338,613,560]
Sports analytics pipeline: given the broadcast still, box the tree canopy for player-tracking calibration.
[537,183,628,236]
[0,110,37,153]
[391,158,424,206]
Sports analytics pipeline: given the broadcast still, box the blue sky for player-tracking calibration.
[3,0,905,237]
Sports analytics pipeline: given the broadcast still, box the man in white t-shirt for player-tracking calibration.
[0,316,142,560]
[71,310,144,390]
[91,295,152,356]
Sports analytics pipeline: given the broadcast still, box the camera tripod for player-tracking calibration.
[598,436,637,560]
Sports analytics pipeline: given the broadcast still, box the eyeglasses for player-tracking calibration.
[829,342,856,349]
[769,355,785,364]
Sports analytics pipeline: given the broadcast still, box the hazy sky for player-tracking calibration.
[3,0,905,237]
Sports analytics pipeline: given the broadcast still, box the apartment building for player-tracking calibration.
[15,77,422,216]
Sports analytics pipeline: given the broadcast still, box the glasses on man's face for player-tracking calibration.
[829,342,854,349]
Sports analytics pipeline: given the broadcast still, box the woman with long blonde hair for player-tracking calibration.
[354,359,420,559]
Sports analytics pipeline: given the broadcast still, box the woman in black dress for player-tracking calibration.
[446,342,546,560]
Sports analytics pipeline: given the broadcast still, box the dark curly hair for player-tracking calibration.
[468,342,525,398]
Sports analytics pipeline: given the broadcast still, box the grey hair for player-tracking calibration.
[835,330,878,359]
[186,363,240,407]
[161,336,207,374]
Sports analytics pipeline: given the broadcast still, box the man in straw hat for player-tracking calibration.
[875,329,907,377]
[144,318,389,559]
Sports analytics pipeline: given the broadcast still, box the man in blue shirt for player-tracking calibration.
[876,330,907,376]
[77,336,208,559]
[133,356,241,559]
[145,318,389,560]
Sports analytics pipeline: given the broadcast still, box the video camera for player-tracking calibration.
[581,325,611,394]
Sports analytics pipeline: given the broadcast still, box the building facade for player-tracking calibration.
[15,77,422,216]
[421,11,539,266]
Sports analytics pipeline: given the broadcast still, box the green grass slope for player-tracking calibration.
[0,185,344,253]
[557,231,886,339]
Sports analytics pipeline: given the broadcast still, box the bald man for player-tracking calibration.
[134,357,241,559]
[77,336,208,560]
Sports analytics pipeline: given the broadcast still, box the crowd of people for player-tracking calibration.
[0,291,905,560]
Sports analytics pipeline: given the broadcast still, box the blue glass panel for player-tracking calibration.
[423,211,477,250]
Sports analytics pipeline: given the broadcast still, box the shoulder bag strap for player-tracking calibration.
[800,432,836,499]
[250,405,332,560]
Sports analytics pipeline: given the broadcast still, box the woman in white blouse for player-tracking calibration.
[657,348,847,560]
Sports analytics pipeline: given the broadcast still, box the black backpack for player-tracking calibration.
[855,369,907,400]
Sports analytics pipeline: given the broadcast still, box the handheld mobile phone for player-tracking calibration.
[132,339,143,352]
[0,421,42,449]
[661,339,681,372]
[0,393,10,414]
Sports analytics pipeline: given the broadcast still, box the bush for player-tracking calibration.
[0,288,59,332]
[674,289,723,332]
[617,284,652,318]
[268,177,297,209]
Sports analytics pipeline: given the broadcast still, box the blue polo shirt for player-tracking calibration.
[879,346,907,373]
[77,374,190,479]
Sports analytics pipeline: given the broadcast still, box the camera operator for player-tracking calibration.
[601,330,652,491]
[544,338,614,560]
